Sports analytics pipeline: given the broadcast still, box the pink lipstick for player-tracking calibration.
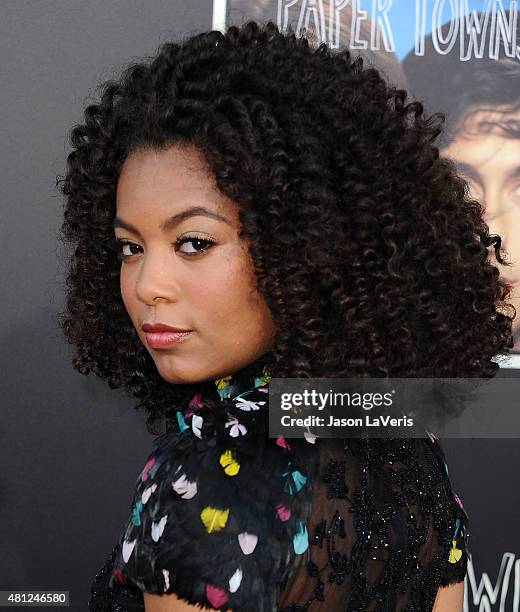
[142,322,193,349]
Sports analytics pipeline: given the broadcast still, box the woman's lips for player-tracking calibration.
[144,331,193,348]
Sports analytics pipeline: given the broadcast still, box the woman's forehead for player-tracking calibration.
[116,146,239,227]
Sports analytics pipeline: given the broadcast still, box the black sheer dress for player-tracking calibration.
[88,363,468,611]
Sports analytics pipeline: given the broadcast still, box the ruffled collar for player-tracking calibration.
[163,355,275,453]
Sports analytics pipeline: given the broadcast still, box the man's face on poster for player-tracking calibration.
[442,106,520,351]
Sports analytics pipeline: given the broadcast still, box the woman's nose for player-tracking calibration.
[134,250,180,304]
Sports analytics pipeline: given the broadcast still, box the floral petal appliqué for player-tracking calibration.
[162,569,170,591]
[172,473,198,499]
[131,500,144,526]
[215,376,232,400]
[276,435,291,450]
[189,392,204,409]
[452,517,461,540]
[238,531,258,554]
[449,539,463,563]
[201,506,229,533]
[426,430,439,443]
[225,417,247,437]
[228,567,243,592]
[151,515,168,542]
[140,458,156,482]
[284,469,307,494]
[234,397,266,411]
[122,538,136,563]
[454,494,464,510]
[176,411,190,433]
[293,521,309,554]
[141,483,157,505]
[276,503,291,522]
[192,414,203,438]
[220,449,240,476]
[113,567,126,584]
[304,428,317,444]
[206,583,229,608]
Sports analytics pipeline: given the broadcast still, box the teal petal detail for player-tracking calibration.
[293,521,309,554]
[453,516,460,539]
[176,411,190,433]
[131,500,144,526]
[253,374,267,387]
[217,386,231,400]
[148,459,163,479]
[292,470,307,492]
[285,470,307,495]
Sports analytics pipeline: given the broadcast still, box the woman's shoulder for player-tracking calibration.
[284,435,469,608]
[108,428,318,611]
[343,434,469,580]
[106,431,469,611]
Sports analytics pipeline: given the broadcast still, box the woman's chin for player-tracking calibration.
[153,360,214,386]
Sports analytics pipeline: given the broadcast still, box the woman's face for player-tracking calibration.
[114,144,278,384]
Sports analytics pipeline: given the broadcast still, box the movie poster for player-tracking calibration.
[218,0,520,358]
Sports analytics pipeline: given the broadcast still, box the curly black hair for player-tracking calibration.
[56,19,516,435]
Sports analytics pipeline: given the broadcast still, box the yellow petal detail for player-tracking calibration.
[220,449,240,476]
[260,367,272,386]
[216,376,232,390]
[448,539,463,563]
[200,506,229,533]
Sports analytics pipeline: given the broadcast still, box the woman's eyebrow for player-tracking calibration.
[113,206,232,236]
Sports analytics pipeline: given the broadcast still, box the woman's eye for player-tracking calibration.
[110,238,142,260]
[175,235,215,256]
[109,236,215,261]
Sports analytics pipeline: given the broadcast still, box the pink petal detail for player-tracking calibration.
[205,583,228,608]
[189,392,204,408]
[454,494,464,509]
[113,567,126,584]
[276,435,291,450]
[140,458,156,481]
[276,503,291,522]
[238,531,258,554]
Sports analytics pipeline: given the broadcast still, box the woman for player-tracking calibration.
[58,20,515,612]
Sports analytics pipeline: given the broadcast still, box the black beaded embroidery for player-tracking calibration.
[322,458,349,499]
[277,437,469,612]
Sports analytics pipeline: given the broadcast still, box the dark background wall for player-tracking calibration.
[0,1,211,608]
[1,2,519,611]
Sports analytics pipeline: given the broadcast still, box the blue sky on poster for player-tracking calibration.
[363,0,515,59]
